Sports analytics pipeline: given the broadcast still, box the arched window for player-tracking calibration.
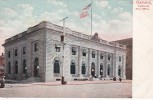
[34,58,39,76]
[82,63,86,74]
[82,49,87,57]
[8,62,11,74]
[100,63,103,75]
[92,51,96,58]
[118,65,121,76]
[107,64,110,76]
[15,60,18,74]
[23,59,26,74]
[54,60,60,73]
[70,60,76,74]
[34,42,38,52]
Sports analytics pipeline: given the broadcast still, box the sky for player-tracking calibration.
[0,0,133,54]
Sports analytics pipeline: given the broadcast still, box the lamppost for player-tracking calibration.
[60,17,68,84]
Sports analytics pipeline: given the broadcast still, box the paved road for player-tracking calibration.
[0,80,132,98]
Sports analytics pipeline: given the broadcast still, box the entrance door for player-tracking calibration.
[100,63,103,77]
[91,62,95,77]
[34,58,39,77]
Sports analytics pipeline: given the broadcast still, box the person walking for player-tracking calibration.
[119,77,122,82]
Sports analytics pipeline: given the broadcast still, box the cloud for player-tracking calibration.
[71,11,79,17]
[47,0,67,8]
[2,8,17,17]
[93,14,101,20]
[95,1,109,8]
[0,0,132,54]
[18,4,33,17]
[92,11,133,41]
[111,7,124,14]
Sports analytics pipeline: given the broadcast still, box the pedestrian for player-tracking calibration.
[113,77,116,81]
[94,74,97,78]
[119,77,122,82]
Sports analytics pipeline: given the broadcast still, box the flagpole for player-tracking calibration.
[91,0,93,36]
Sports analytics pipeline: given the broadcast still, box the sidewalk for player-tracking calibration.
[32,79,132,86]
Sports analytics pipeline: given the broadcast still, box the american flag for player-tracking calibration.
[82,4,91,11]
[80,3,91,19]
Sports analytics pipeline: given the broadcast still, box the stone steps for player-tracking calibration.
[21,77,41,83]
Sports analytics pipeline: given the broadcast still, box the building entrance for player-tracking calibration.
[91,62,95,77]
[34,58,39,77]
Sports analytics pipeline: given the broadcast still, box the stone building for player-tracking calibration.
[2,21,126,82]
[115,38,132,80]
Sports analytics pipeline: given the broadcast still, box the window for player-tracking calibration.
[15,61,18,74]
[8,51,10,58]
[107,64,110,76]
[8,62,11,74]
[92,51,95,58]
[108,54,110,60]
[100,63,103,75]
[34,58,39,76]
[82,49,86,57]
[23,46,26,54]
[72,47,76,55]
[55,46,60,52]
[82,63,86,74]
[54,60,60,73]
[70,60,76,74]
[23,59,26,74]
[34,42,38,52]
[15,49,18,56]
[118,65,121,76]
[100,53,104,59]
[119,56,121,61]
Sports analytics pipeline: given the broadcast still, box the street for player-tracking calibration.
[0,80,132,98]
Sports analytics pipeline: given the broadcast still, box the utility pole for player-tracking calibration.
[60,17,68,84]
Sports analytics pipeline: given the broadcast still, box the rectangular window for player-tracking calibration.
[34,42,38,52]
[15,61,18,74]
[72,47,76,55]
[55,47,60,52]
[100,53,103,59]
[119,56,121,61]
[8,51,10,58]
[108,54,110,60]
[23,46,26,54]
[15,49,18,56]
[92,51,95,58]
[82,49,86,57]
[8,62,11,74]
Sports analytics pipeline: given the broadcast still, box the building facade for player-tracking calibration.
[115,38,132,80]
[2,21,126,82]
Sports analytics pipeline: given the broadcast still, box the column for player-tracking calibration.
[88,48,91,77]
[112,52,116,78]
[104,52,107,78]
[97,50,100,78]
[122,55,126,79]
[78,46,82,78]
